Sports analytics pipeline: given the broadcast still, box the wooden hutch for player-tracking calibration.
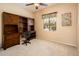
[2,12,36,50]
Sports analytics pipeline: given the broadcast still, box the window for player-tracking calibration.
[42,12,57,31]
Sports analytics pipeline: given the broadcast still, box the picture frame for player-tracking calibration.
[62,13,72,26]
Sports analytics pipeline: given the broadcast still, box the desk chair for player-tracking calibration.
[22,31,31,45]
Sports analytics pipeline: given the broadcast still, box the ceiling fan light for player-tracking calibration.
[34,3,39,7]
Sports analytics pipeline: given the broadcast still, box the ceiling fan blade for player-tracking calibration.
[26,3,34,6]
[39,3,48,6]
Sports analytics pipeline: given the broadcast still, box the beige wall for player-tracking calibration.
[78,4,79,52]
[0,3,33,47]
[34,3,78,47]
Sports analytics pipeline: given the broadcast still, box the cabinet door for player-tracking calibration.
[3,12,19,24]
[3,33,20,49]
[2,12,20,50]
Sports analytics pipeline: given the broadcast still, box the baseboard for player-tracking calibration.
[39,39,77,48]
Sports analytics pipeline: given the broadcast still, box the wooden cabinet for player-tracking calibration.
[2,12,20,50]
[3,33,20,49]
[2,12,36,50]
[3,12,19,25]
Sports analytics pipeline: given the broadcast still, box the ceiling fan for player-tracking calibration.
[26,3,48,9]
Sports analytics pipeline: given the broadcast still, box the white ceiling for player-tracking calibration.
[15,3,56,12]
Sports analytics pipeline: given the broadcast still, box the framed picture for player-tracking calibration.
[62,13,72,26]
[42,12,57,31]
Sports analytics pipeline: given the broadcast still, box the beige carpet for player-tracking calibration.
[0,39,77,56]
